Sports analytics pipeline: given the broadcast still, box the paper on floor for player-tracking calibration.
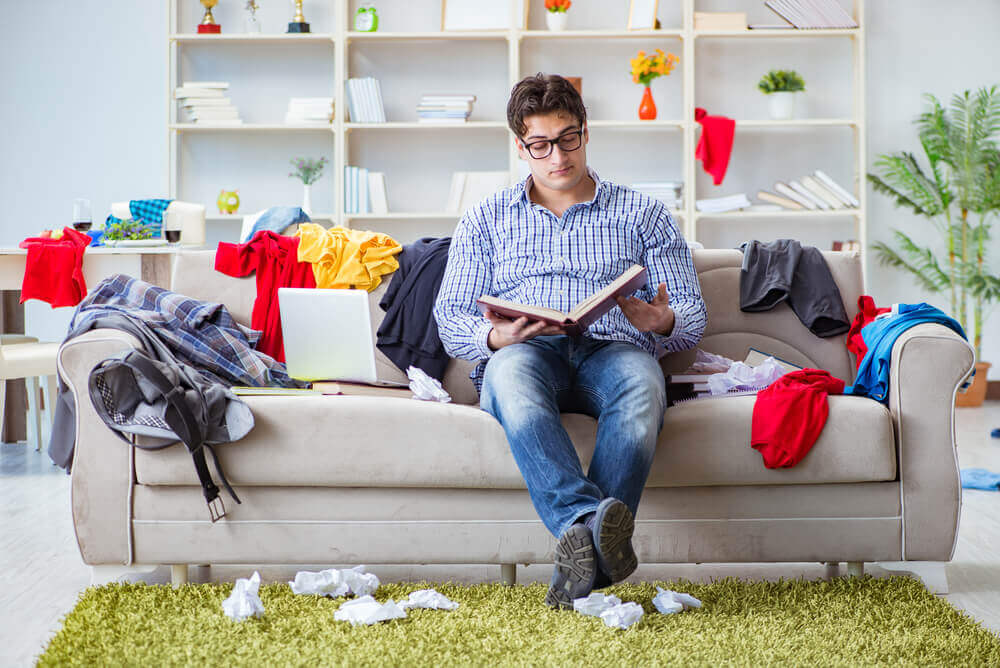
[289,565,380,598]
[398,588,460,610]
[652,587,702,615]
[222,571,265,621]
[599,601,644,629]
[407,366,451,402]
[334,595,407,625]
[572,592,622,617]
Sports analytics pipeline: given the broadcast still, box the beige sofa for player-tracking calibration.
[59,249,975,588]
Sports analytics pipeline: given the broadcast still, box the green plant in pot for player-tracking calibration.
[868,85,1000,405]
[758,69,805,120]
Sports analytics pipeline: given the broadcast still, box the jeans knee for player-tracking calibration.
[481,344,556,419]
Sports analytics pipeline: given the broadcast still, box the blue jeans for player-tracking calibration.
[480,336,667,538]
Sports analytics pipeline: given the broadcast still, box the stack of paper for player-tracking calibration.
[344,167,389,215]
[630,181,683,209]
[285,97,333,124]
[764,0,858,28]
[756,170,859,211]
[176,81,242,125]
[695,193,751,213]
[345,78,386,123]
[417,94,476,124]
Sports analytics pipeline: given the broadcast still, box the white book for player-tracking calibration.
[814,169,860,206]
[175,88,225,98]
[372,78,387,123]
[356,79,371,123]
[801,175,844,208]
[774,181,817,209]
[364,78,378,123]
[788,179,830,209]
[793,0,829,27]
[347,79,361,121]
[777,0,812,27]
[368,172,389,214]
[345,81,358,122]
[359,167,370,214]
[446,172,467,213]
[765,0,802,27]
[182,81,230,89]
[182,98,234,107]
[458,171,510,213]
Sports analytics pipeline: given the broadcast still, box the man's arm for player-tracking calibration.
[433,207,496,361]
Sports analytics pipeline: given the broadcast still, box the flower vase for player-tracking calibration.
[546,11,568,31]
[638,86,657,121]
[301,184,313,215]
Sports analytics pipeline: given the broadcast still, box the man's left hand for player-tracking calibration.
[616,282,675,335]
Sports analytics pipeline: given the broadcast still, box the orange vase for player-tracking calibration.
[638,86,657,120]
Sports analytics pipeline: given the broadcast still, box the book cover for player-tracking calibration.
[359,167,370,214]
[476,264,648,337]
[788,179,830,209]
[311,380,412,398]
[814,170,860,206]
[774,181,817,209]
[756,190,803,209]
[373,78,387,122]
[446,172,467,213]
[369,172,389,214]
[801,175,844,209]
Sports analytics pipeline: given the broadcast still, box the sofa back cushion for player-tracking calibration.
[170,246,862,402]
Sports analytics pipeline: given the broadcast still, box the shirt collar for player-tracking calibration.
[509,167,609,210]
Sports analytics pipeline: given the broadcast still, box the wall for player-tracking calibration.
[0,1,996,375]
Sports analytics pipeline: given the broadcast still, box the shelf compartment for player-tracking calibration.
[171,123,335,132]
[588,120,684,128]
[694,28,859,38]
[171,34,334,44]
[520,29,683,39]
[694,209,861,220]
[346,30,508,41]
[345,212,461,220]
[733,119,857,127]
[344,122,508,130]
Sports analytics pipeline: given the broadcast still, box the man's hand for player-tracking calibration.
[617,282,675,335]
[484,310,565,350]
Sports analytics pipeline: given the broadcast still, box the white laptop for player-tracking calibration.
[278,287,399,384]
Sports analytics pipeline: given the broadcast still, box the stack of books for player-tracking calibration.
[695,193,752,213]
[764,0,858,28]
[285,97,334,124]
[630,182,683,209]
[344,166,389,215]
[756,170,860,211]
[416,94,476,124]
[175,81,241,125]
[345,78,386,123]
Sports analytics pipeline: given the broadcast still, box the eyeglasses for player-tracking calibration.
[521,130,583,160]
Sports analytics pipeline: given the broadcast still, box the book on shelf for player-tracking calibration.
[801,175,845,209]
[447,171,510,214]
[310,380,413,398]
[346,77,386,123]
[630,181,683,208]
[286,97,334,124]
[695,193,751,213]
[181,97,233,107]
[174,87,226,99]
[476,264,648,337]
[418,93,475,123]
[765,0,857,29]
[756,190,804,210]
[773,182,817,210]
[788,179,831,210]
[368,172,389,215]
[814,169,859,207]
[693,11,747,30]
[182,81,230,90]
[344,166,372,214]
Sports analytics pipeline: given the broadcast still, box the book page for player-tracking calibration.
[568,265,646,321]
[477,295,568,322]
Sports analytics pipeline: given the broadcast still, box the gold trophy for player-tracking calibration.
[198,0,222,34]
[287,0,311,33]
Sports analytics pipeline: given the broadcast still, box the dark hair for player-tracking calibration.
[506,73,587,138]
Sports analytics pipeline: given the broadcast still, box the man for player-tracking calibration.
[433,74,706,609]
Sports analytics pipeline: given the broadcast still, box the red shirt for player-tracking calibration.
[215,231,316,362]
[19,226,91,307]
[846,295,890,370]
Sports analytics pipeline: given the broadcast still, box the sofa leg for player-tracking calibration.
[824,562,840,580]
[194,564,212,584]
[846,561,864,578]
[171,564,189,588]
[500,563,516,586]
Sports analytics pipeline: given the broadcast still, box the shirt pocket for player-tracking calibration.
[573,217,644,281]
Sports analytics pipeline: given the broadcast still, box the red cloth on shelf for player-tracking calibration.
[18,227,91,307]
[214,231,316,362]
[694,107,736,186]
[751,369,845,469]
[846,295,891,370]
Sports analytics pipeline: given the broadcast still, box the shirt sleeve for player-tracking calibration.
[638,200,707,352]
[433,205,496,362]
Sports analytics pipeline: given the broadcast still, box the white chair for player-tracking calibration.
[0,335,60,451]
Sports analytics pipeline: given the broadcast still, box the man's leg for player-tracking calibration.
[574,340,667,583]
[480,336,603,608]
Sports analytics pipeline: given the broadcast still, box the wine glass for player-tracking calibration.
[163,208,182,244]
[72,198,92,232]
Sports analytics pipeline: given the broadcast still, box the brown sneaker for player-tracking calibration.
[544,524,597,610]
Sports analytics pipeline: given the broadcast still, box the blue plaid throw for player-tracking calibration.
[69,274,298,387]
[104,198,173,238]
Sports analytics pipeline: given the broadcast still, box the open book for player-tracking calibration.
[476,265,648,337]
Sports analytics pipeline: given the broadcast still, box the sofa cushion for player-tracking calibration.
[135,393,896,489]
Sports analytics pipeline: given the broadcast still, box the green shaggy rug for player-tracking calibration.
[39,576,1000,666]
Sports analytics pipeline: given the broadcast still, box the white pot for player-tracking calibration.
[302,184,312,215]
[768,91,797,120]
[546,11,568,31]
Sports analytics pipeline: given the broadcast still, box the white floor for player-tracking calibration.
[2,402,999,666]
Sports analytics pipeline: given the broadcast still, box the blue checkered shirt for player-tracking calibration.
[434,169,707,392]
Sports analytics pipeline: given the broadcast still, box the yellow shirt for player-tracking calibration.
[295,223,402,291]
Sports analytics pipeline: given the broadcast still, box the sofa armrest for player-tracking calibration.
[58,328,143,565]
[888,322,975,561]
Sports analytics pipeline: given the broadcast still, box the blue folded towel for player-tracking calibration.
[241,206,311,242]
[960,468,1000,490]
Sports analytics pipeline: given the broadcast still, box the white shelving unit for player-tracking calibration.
[167,0,866,261]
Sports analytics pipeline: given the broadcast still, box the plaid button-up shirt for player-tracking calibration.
[434,169,707,391]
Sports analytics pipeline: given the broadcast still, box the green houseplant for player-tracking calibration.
[868,85,1000,405]
[758,69,805,120]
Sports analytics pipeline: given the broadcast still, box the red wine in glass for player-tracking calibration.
[72,221,93,231]
[165,230,182,243]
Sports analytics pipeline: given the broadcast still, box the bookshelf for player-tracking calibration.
[166,0,866,264]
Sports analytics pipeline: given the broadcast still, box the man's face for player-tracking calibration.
[516,111,589,193]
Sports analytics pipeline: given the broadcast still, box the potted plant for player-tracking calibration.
[544,0,571,31]
[289,156,328,215]
[630,48,679,121]
[758,69,805,120]
[868,85,1000,406]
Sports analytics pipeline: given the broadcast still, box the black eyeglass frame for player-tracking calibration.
[520,129,585,160]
